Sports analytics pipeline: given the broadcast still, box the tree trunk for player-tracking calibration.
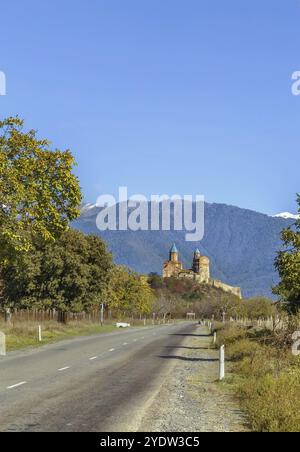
[58,311,67,324]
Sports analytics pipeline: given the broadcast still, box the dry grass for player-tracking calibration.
[215,323,247,347]
[215,322,300,432]
[239,364,300,432]
[0,316,169,351]
[0,319,124,351]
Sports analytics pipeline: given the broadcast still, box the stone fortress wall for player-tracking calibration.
[208,279,242,299]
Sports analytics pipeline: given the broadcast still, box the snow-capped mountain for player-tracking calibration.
[273,212,299,220]
[79,203,98,218]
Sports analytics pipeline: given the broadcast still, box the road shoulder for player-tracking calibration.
[139,325,249,432]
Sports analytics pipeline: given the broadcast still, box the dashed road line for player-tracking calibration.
[7,381,27,390]
[3,330,171,393]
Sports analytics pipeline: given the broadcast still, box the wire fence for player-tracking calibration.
[0,308,172,325]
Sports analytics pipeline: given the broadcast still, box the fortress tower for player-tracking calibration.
[198,255,210,283]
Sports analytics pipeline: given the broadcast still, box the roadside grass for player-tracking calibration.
[214,322,300,432]
[0,317,178,352]
[0,320,118,351]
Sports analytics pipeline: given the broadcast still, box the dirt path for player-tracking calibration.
[139,324,249,432]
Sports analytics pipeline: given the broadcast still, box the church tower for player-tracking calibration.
[169,243,178,262]
[163,243,183,278]
[192,248,201,274]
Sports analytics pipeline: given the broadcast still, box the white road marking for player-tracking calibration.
[58,366,70,372]
[109,348,115,352]
[123,342,128,345]
[133,339,137,342]
[7,381,27,390]
[89,356,97,361]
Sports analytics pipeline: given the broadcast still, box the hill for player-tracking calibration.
[72,202,293,298]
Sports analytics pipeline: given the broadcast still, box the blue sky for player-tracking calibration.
[1,0,300,215]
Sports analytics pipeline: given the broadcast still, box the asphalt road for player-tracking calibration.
[0,322,196,432]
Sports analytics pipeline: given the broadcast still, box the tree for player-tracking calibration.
[0,117,82,264]
[148,273,164,289]
[273,195,300,313]
[245,297,275,319]
[1,230,113,313]
[152,289,187,319]
[211,293,245,321]
[104,266,154,317]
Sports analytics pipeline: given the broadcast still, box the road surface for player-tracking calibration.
[0,322,196,432]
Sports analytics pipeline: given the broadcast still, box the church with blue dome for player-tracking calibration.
[163,244,242,298]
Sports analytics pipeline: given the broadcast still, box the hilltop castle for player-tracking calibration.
[163,244,242,299]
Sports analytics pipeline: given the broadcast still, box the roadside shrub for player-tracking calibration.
[215,320,300,431]
[239,365,300,432]
[227,339,261,362]
[215,324,247,347]
[234,345,292,379]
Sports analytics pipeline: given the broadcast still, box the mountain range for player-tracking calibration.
[72,202,296,299]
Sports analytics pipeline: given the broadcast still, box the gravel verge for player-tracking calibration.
[139,324,249,432]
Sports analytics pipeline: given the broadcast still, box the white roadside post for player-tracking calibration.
[213,332,217,345]
[0,331,6,356]
[100,303,104,326]
[292,331,300,356]
[38,325,42,342]
[219,345,225,381]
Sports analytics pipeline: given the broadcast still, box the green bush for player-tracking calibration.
[215,324,246,347]
[240,366,300,432]
[216,322,300,432]
[233,346,291,379]
[227,338,261,362]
